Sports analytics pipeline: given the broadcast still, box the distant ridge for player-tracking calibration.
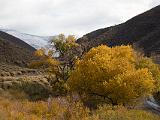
[0,31,36,66]
[77,5,160,56]
[0,29,52,49]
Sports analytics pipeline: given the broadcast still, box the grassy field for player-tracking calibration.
[0,94,159,120]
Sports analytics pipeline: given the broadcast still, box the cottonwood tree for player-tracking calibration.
[29,34,81,95]
[30,34,80,80]
[67,45,156,106]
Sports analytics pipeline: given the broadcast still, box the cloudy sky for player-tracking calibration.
[0,0,159,37]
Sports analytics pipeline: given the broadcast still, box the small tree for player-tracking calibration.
[50,34,81,80]
[30,34,80,80]
[67,45,155,106]
[29,34,81,96]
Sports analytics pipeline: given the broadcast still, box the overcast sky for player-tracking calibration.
[0,0,159,37]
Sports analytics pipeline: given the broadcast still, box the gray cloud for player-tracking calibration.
[0,0,158,36]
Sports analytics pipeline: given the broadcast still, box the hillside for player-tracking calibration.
[0,31,36,66]
[77,5,160,56]
[0,29,53,49]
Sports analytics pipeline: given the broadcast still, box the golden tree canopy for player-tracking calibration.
[67,45,155,105]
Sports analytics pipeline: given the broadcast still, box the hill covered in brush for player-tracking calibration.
[0,31,36,66]
[77,5,160,56]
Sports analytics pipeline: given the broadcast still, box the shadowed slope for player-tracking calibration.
[77,5,160,56]
[0,31,36,66]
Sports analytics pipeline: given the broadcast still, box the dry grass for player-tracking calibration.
[0,95,159,120]
[0,63,40,77]
[0,75,53,100]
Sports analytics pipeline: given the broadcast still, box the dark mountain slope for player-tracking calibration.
[77,5,160,55]
[0,31,36,66]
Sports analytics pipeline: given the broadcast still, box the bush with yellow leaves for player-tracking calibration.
[67,45,156,106]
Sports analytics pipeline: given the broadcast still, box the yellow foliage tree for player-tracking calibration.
[50,34,79,57]
[67,45,155,105]
[30,34,80,80]
[29,34,81,96]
